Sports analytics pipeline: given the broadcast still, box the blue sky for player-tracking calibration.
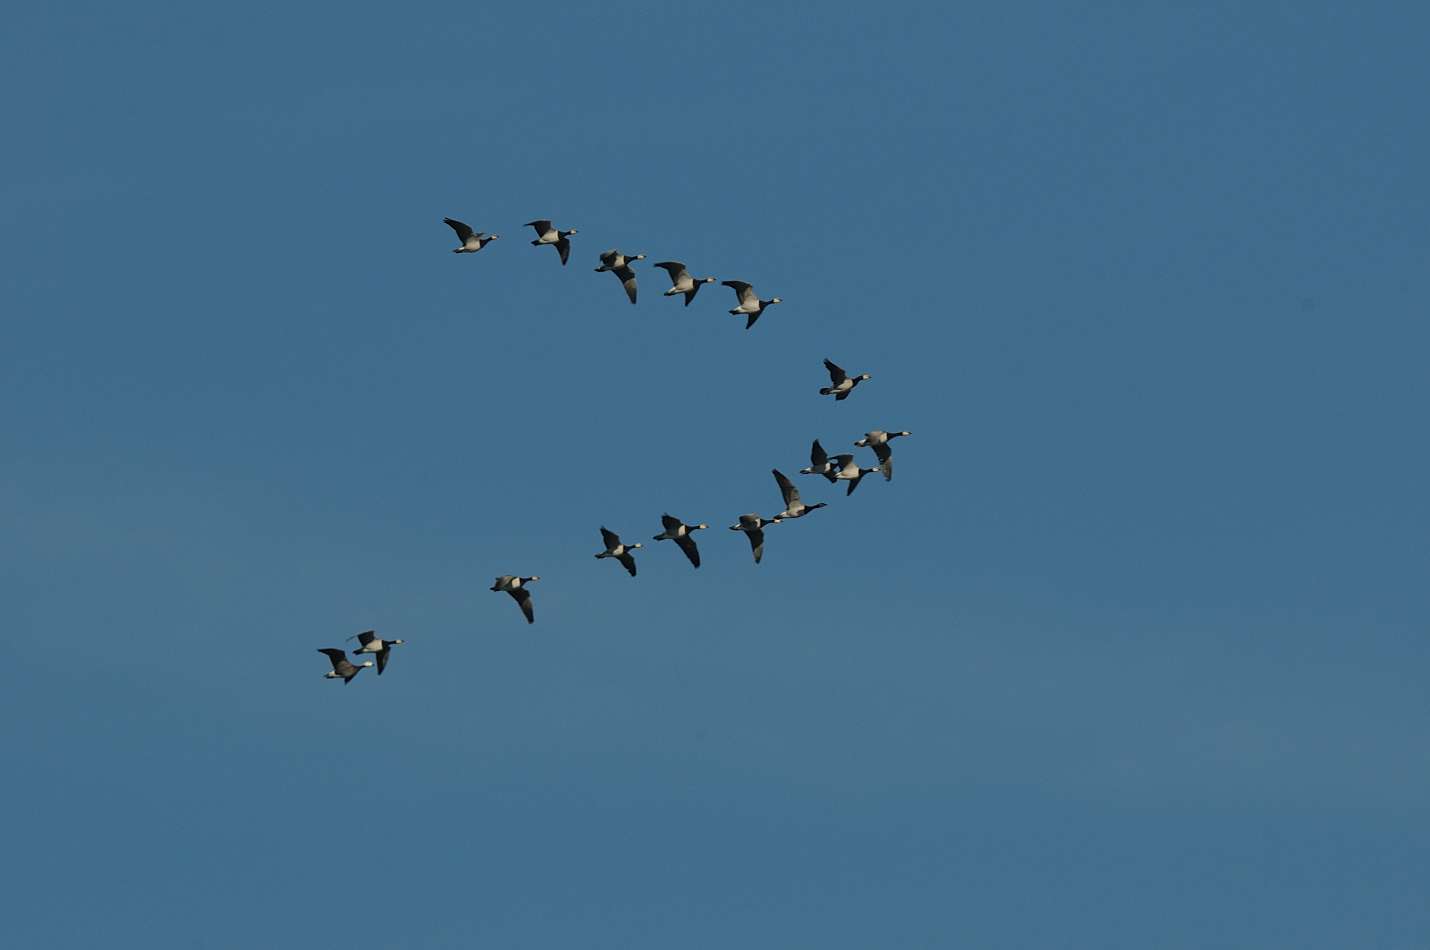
[3,2,1429,947]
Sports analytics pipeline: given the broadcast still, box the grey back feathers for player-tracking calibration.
[721,280,782,329]
[443,217,498,253]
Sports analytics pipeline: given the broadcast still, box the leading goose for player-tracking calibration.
[854,430,911,481]
[347,630,405,676]
[770,469,827,522]
[728,513,777,564]
[721,280,782,329]
[652,261,717,306]
[525,219,577,265]
[595,249,645,304]
[443,217,499,253]
[829,454,881,496]
[490,574,540,624]
[798,438,839,483]
[319,648,372,684]
[819,359,871,401]
[652,514,708,568]
[595,527,642,577]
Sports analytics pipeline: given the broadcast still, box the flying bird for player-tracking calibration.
[721,280,782,329]
[652,513,708,568]
[595,527,642,577]
[798,439,839,483]
[819,359,871,401]
[347,630,405,676]
[318,648,372,684]
[829,454,881,496]
[490,574,540,624]
[443,217,499,253]
[525,219,577,265]
[652,261,718,306]
[854,430,912,481]
[770,469,827,522]
[728,513,778,564]
[595,249,645,304]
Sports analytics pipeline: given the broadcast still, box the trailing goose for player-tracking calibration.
[652,513,708,568]
[829,454,881,496]
[595,527,642,577]
[770,469,827,522]
[721,280,782,329]
[798,439,839,483]
[443,217,499,253]
[728,513,777,564]
[819,359,871,401]
[652,261,717,306]
[347,630,405,676]
[525,219,577,265]
[854,430,912,481]
[490,574,540,624]
[318,648,372,684]
[595,249,645,304]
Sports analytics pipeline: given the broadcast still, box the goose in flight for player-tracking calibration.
[525,219,577,265]
[854,430,911,481]
[728,513,777,564]
[819,359,871,401]
[770,469,827,522]
[798,439,839,483]
[318,648,373,684]
[652,261,718,306]
[443,217,499,253]
[595,527,642,577]
[829,454,881,496]
[490,574,540,624]
[595,249,645,304]
[721,280,782,329]
[652,513,708,568]
[347,630,405,676]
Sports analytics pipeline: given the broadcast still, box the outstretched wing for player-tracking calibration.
[509,588,534,624]
[616,551,638,577]
[722,280,756,308]
[660,513,682,531]
[444,217,475,242]
[747,527,765,564]
[375,645,390,676]
[599,526,621,549]
[810,439,828,466]
[347,630,377,646]
[846,472,865,496]
[772,469,799,507]
[556,235,571,265]
[525,219,553,234]
[824,358,848,385]
[653,260,688,283]
[674,533,700,568]
[614,265,638,304]
[318,647,346,669]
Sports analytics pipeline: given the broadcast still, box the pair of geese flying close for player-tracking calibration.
[801,431,911,489]
[597,514,710,576]
[317,631,406,684]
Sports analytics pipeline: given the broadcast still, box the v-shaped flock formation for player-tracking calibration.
[316,214,912,682]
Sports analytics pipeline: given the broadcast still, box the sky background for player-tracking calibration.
[3,1,1429,947]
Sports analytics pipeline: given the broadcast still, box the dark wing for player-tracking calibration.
[824,358,848,385]
[831,454,855,467]
[509,587,534,624]
[348,630,377,647]
[652,260,687,281]
[617,551,638,577]
[660,513,682,531]
[674,533,701,568]
[846,472,865,496]
[722,280,756,307]
[871,442,892,465]
[443,217,475,242]
[835,389,851,401]
[600,526,621,549]
[318,647,346,669]
[525,219,552,234]
[772,469,799,507]
[745,311,761,330]
[375,645,390,675]
[614,265,637,304]
[810,439,828,466]
[556,235,571,265]
[747,528,765,564]
[683,286,700,306]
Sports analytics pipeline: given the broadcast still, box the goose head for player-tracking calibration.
[770,297,783,304]
[359,660,374,669]
[694,523,709,531]
[858,373,872,381]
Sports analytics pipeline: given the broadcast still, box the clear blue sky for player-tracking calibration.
[4,2,1428,947]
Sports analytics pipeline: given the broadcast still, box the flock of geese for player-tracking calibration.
[316,215,912,685]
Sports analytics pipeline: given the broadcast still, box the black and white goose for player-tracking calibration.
[829,454,881,496]
[318,648,372,684]
[854,430,912,481]
[652,261,717,306]
[347,630,405,676]
[819,359,872,401]
[595,249,645,304]
[770,469,827,522]
[595,527,642,577]
[525,219,577,265]
[721,280,782,329]
[728,513,777,564]
[490,574,540,624]
[652,513,708,568]
[798,439,839,483]
[443,217,499,253]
